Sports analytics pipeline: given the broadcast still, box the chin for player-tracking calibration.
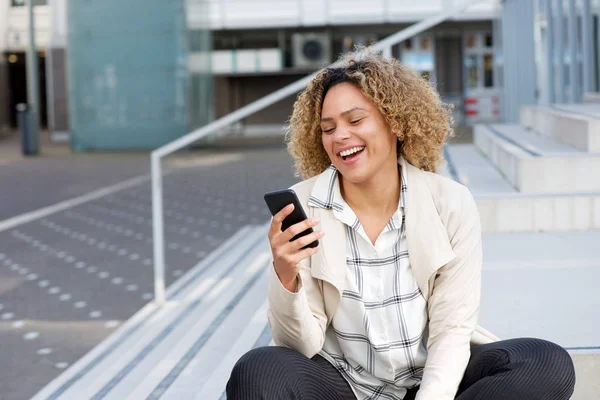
[337,169,369,185]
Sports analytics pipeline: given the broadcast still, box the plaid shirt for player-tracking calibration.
[309,157,428,400]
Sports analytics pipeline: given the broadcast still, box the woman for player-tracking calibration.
[227,51,575,400]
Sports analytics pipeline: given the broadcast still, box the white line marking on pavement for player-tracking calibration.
[0,175,151,233]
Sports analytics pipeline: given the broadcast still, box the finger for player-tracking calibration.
[268,203,295,237]
[291,230,324,250]
[282,217,320,242]
[291,244,320,264]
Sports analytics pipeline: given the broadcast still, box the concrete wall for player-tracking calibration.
[67,0,190,151]
[3,4,51,51]
[189,0,501,30]
[47,47,68,133]
[434,35,463,95]
[214,74,303,127]
[46,0,69,135]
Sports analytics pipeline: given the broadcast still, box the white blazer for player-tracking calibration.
[267,159,500,400]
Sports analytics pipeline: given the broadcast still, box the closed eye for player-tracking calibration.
[322,128,335,134]
[350,118,363,125]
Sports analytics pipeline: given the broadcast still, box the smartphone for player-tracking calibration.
[264,189,319,249]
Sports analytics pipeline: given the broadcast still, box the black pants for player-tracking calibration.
[226,338,575,400]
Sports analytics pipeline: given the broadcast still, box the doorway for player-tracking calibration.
[4,51,47,129]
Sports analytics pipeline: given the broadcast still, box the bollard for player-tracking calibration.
[16,103,39,156]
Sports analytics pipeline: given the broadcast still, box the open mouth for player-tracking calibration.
[338,146,365,161]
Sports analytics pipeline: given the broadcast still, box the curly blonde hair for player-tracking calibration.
[286,50,454,178]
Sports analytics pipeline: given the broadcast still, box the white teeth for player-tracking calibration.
[339,147,365,157]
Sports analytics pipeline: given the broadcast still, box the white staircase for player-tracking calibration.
[447,103,600,233]
[31,224,600,400]
[30,106,600,400]
[31,225,274,400]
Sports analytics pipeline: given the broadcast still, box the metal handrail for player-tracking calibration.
[151,0,489,305]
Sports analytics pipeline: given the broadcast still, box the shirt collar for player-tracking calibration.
[308,156,408,211]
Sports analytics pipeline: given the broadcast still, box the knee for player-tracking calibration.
[516,338,576,395]
[229,346,280,383]
[227,346,298,397]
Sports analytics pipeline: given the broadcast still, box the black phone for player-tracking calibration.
[263,189,319,249]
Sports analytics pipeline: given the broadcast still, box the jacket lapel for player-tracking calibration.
[403,161,456,299]
[307,160,457,302]
[310,206,348,291]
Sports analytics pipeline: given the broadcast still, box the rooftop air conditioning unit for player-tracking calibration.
[291,33,332,69]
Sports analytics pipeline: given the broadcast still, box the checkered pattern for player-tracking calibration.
[308,158,428,400]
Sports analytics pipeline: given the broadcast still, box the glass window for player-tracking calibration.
[465,55,479,89]
[466,33,477,49]
[483,54,494,87]
[484,33,493,48]
[420,36,431,51]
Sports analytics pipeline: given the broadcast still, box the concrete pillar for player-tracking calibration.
[501,0,537,122]
[47,48,69,136]
[47,0,69,139]
[567,0,580,103]
[544,0,555,104]
[554,0,565,103]
[581,0,596,93]
[0,58,10,135]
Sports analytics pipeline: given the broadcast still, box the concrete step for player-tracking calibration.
[33,227,600,400]
[520,104,600,153]
[474,124,600,194]
[444,144,517,195]
[480,230,600,400]
[571,352,600,400]
[475,191,600,233]
[443,143,600,233]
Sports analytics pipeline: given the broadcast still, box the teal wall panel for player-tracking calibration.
[67,0,189,151]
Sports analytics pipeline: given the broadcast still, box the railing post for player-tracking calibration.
[149,0,488,309]
[151,153,166,306]
[382,46,393,59]
[581,0,595,94]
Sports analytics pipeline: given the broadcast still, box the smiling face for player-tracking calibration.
[320,82,398,185]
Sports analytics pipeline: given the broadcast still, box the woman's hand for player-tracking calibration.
[268,204,324,292]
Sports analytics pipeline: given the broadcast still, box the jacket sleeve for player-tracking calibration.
[416,187,483,400]
[267,256,328,358]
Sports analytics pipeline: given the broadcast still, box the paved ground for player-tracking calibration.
[0,133,151,220]
[0,136,298,400]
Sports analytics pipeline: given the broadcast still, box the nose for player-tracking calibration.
[332,126,351,142]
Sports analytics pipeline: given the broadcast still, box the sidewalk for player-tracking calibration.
[0,132,152,221]
[0,136,297,400]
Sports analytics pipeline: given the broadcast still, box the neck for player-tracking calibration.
[340,159,400,215]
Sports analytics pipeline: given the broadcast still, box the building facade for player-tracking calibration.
[534,0,600,106]
[1,0,598,149]
[0,0,207,150]
[0,0,62,136]
[192,0,504,134]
